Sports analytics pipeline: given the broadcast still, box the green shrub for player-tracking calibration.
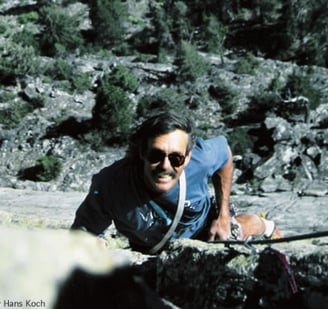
[18,11,39,24]
[0,41,39,84]
[19,155,62,182]
[12,29,39,50]
[110,65,139,92]
[281,71,321,110]
[92,74,135,141]
[35,155,62,182]
[209,79,238,116]
[175,40,209,81]
[0,100,34,129]
[44,59,90,93]
[169,1,190,42]
[228,127,256,156]
[38,4,84,56]
[234,52,260,75]
[245,91,281,123]
[157,48,169,63]
[89,0,128,48]
[137,88,183,117]
[201,15,227,57]
[71,72,91,94]
[45,59,73,81]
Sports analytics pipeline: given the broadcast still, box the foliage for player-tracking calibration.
[228,127,256,156]
[201,15,227,56]
[169,1,191,42]
[34,155,62,182]
[38,4,84,56]
[12,28,39,50]
[149,2,174,52]
[243,69,322,124]
[283,0,328,66]
[234,52,260,75]
[109,65,139,92]
[0,100,34,129]
[92,73,135,142]
[88,0,128,49]
[281,71,322,110]
[0,41,39,84]
[19,155,62,182]
[45,59,73,81]
[175,40,209,82]
[150,1,192,52]
[209,79,238,116]
[44,59,90,94]
[137,88,184,117]
[71,72,91,94]
[18,11,39,24]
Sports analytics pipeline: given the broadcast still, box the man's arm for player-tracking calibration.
[71,177,112,236]
[208,146,233,241]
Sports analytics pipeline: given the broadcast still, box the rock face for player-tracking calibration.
[0,226,121,308]
[1,188,328,308]
[157,239,328,308]
[0,224,327,309]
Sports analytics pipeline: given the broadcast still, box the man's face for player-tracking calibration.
[142,129,191,194]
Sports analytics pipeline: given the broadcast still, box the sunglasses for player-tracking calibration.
[146,149,186,167]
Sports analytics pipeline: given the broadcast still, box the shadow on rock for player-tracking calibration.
[54,266,171,309]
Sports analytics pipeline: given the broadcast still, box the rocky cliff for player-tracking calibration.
[0,1,327,308]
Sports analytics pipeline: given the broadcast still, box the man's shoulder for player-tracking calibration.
[194,135,227,153]
[189,135,229,172]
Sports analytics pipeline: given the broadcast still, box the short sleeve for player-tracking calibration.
[194,136,229,176]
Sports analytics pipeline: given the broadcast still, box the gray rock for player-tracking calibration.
[0,188,328,308]
[0,226,130,308]
[157,238,328,308]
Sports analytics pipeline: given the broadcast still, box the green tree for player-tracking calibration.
[92,73,135,142]
[110,65,139,92]
[202,14,227,59]
[38,4,84,56]
[0,41,39,84]
[175,40,209,82]
[88,0,128,49]
[137,88,184,117]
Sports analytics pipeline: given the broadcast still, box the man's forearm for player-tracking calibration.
[212,146,233,217]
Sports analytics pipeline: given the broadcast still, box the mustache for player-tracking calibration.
[152,168,176,178]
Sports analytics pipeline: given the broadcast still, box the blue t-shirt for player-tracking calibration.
[72,136,229,250]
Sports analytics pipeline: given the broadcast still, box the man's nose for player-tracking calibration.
[160,155,172,169]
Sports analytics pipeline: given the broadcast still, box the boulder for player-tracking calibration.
[157,238,328,308]
[0,226,121,308]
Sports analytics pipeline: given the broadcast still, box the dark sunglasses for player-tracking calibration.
[146,149,186,167]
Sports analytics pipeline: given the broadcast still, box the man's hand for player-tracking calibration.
[208,215,231,241]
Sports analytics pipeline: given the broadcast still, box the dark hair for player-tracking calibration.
[126,111,196,160]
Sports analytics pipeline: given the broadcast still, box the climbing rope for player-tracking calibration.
[210,230,328,246]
